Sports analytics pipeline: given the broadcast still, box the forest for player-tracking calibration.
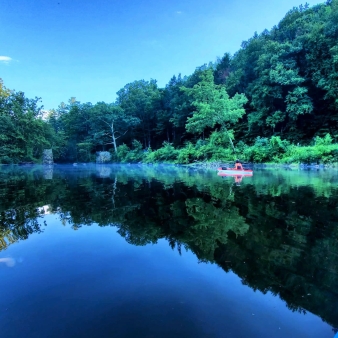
[1,0,338,165]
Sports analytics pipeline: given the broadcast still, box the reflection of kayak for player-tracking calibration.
[217,167,253,186]
[217,168,253,176]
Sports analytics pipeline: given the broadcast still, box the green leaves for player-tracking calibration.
[117,80,161,148]
[266,111,285,129]
[182,69,247,135]
[217,1,338,141]
[269,63,304,86]
[0,85,61,163]
[286,87,313,120]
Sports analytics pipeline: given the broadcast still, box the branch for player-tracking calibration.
[98,117,113,128]
[114,129,128,139]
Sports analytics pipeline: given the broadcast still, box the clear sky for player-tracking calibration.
[0,0,316,109]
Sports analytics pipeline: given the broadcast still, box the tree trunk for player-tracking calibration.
[111,121,117,153]
[112,175,117,209]
[223,124,236,154]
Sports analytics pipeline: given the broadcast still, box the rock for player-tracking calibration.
[43,165,53,179]
[96,165,112,178]
[43,149,53,165]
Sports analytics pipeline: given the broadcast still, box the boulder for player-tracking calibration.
[43,149,53,165]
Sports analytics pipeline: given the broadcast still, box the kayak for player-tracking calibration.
[217,167,253,176]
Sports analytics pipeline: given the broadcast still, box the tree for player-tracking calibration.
[182,69,247,152]
[116,79,161,148]
[0,82,62,163]
[91,102,140,153]
[0,78,10,98]
[56,100,94,161]
[214,53,232,85]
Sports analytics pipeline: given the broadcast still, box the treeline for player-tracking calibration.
[1,0,338,164]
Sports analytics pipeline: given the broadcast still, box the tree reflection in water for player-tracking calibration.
[0,164,338,329]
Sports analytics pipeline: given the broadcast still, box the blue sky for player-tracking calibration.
[0,0,316,109]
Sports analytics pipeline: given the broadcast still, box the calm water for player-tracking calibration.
[0,164,338,338]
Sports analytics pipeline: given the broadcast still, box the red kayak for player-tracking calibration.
[217,167,253,176]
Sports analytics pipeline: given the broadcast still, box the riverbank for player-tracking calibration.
[109,134,338,168]
[183,161,338,170]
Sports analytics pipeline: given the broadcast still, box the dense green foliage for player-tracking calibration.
[1,165,338,327]
[225,1,338,142]
[1,1,338,164]
[0,80,65,164]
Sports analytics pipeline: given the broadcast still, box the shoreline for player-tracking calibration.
[1,161,338,170]
[182,161,338,170]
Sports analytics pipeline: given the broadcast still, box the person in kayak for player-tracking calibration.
[235,160,243,170]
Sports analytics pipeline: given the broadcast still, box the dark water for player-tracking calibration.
[0,164,338,338]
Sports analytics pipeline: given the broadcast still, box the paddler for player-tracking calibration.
[235,159,243,170]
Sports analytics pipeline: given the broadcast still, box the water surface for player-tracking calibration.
[0,164,337,338]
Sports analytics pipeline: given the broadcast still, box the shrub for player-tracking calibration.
[116,144,130,162]
[145,142,178,163]
[315,133,333,146]
[117,134,338,165]
[96,151,111,163]
[117,140,144,163]
[177,142,198,164]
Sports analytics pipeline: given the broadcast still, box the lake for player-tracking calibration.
[0,164,337,338]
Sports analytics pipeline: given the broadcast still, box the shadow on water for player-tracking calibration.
[0,164,338,336]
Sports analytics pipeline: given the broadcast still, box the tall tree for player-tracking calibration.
[116,79,161,148]
[182,69,247,152]
[91,102,140,153]
[0,81,62,164]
